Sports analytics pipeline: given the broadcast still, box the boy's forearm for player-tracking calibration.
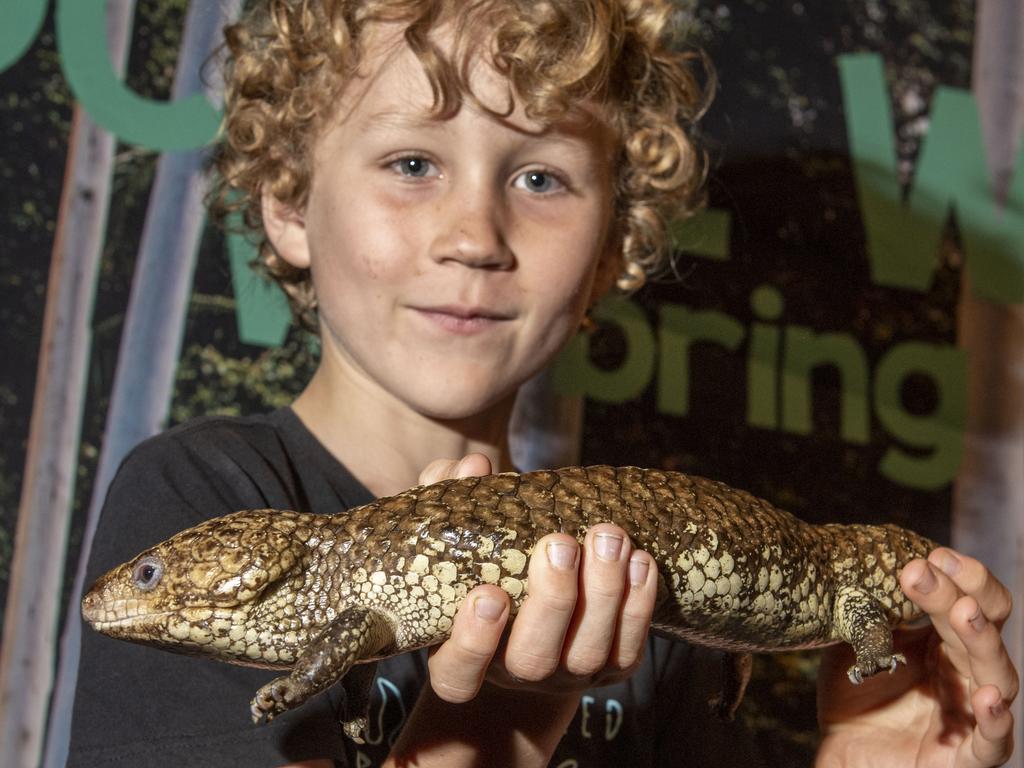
[384,682,579,767]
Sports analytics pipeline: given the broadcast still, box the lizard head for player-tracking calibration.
[81,509,308,652]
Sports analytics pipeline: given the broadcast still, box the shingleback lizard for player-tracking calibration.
[82,465,936,739]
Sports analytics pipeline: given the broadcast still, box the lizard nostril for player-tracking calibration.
[81,592,102,624]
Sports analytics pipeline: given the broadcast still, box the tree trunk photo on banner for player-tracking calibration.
[40,3,242,766]
[0,3,136,766]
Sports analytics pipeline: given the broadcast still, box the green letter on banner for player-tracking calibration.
[56,0,221,150]
[874,342,966,490]
[227,227,292,347]
[840,53,1024,304]
[0,0,47,73]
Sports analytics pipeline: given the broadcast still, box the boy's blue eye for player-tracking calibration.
[395,157,433,177]
[515,170,563,194]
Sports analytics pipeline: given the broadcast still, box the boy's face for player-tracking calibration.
[266,26,618,421]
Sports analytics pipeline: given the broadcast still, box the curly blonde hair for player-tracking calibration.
[213,0,711,332]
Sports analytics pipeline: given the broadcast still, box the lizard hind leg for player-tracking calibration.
[832,586,906,685]
[339,661,379,744]
[709,652,753,721]
[251,606,396,724]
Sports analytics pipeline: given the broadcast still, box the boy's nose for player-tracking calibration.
[429,188,513,270]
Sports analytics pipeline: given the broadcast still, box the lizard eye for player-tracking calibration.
[132,556,163,591]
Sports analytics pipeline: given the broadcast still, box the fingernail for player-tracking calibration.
[914,563,938,594]
[547,541,578,570]
[937,551,961,577]
[474,596,504,622]
[629,556,649,586]
[969,608,987,633]
[594,533,624,561]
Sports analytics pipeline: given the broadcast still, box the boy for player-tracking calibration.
[68,1,1016,766]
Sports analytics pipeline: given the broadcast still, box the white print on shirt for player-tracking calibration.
[579,695,624,740]
[363,676,407,747]
[356,677,626,767]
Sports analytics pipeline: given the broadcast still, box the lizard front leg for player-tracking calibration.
[251,606,396,723]
[832,585,906,684]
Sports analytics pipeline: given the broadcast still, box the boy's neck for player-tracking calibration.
[290,363,516,499]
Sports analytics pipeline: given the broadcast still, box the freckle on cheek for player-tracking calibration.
[360,256,380,281]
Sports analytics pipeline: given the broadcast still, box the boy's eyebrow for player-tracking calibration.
[359,109,446,134]
[358,108,600,152]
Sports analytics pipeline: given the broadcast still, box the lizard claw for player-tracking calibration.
[846,653,908,685]
[251,677,294,724]
[887,653,907,673]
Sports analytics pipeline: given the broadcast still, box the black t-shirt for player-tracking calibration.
[67,409,768,767]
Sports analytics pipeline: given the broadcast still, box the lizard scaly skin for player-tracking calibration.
[82,466,936,738]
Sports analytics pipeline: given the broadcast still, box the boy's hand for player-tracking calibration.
[417,453,494,487]
[817,548,1017,767]
[416,456,658,704]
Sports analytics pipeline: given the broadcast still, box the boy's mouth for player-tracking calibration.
[411,304,514,335]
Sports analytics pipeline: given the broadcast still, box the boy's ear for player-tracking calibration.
[261,190,310,269]
[589,231,624,304]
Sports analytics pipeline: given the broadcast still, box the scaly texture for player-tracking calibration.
[82,466,936,737]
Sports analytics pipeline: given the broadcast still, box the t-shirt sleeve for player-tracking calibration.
[66,431,349,767]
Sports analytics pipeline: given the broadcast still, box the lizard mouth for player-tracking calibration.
[81,592,176,630]
[84,610,178,633]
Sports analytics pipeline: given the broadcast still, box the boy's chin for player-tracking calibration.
[403,381,519,424]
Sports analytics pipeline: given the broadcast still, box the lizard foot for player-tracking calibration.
[251,676,297,724]
[846,652,907,685]
[342,714,369,744]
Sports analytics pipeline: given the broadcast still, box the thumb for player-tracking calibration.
[418,453,492,486]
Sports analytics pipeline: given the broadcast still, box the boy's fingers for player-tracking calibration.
[903,553,1019,765]
[904,552,1020,703]
[901,559,965,659]
[503,533,580,682]
[562,524,632,676]
[611,550,657,669]
[417,453,492,486]
[966,685,1015,767]
[427,585,510,703]
[929,548,1013,627]
[949,595,1020,707]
